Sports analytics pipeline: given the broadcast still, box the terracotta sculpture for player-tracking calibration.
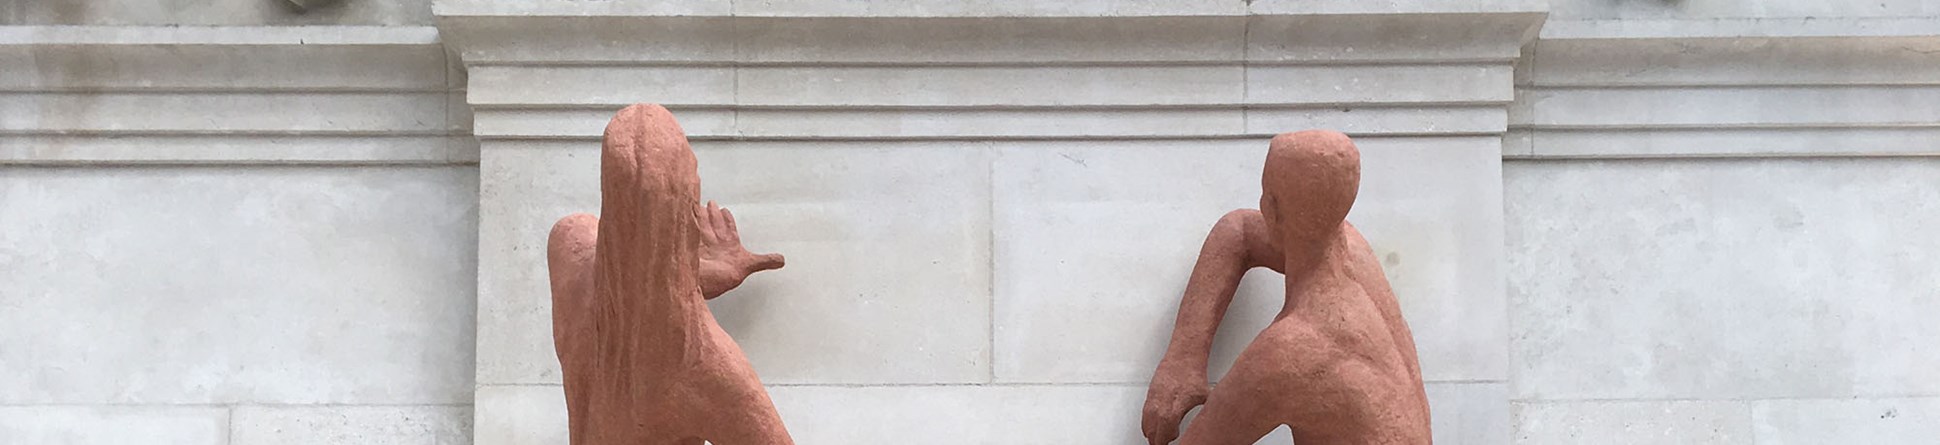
[547,104,793,445]
[1141,130,1430,444]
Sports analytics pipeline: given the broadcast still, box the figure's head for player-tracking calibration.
[601,103,700,213]
[598,103,702,268]
[1260,130,1360,253]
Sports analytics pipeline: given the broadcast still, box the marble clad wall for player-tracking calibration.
[448,6,1535,443]
[0,7,477,443]
[2,0,1937,443]
[1503,6,1940,443]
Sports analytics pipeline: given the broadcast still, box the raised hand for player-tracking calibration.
[698,201,786,299]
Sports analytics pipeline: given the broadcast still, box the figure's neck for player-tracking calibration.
[1278,223,1345,274]
[1278,224,1349,315]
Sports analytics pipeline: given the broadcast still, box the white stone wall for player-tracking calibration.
[444,6,1534,443]
[0,25,475,443]
[1505,6,1940,443]
[3,1,1938,444]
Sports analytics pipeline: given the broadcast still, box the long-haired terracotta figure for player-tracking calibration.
[1142,130,1430,445]
[547,104,793,445]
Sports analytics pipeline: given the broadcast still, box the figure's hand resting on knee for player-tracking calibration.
[698,200,786,299]
[1141,363,1210,445]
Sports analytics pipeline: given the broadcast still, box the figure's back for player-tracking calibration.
[549,104,796,445]
[1264,225,1430,444]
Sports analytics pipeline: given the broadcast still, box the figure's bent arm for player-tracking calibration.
[1156,209,1274,375]
[1143,209,1276,444]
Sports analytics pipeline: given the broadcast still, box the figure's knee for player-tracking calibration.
[549,213,599,255]
[547,213,600,324]
[1179,398,1280,445]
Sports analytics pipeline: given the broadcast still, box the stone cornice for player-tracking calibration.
[438,13,1546,65]
[438,10,1544,142]
[435,0,1545,19]
[0,26,474,165]
[1510,23,1940,159]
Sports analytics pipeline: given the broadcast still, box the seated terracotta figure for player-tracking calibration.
[547,104,793,445]
[1142,130,1431,445]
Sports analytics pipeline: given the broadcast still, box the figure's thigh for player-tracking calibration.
[643,436,706,445]
[546,214,600,437]
[547,214,599,366]
[698,387,794,445]
[693,334,795,445]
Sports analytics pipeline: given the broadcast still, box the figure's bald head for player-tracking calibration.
[1261,130,1360,251]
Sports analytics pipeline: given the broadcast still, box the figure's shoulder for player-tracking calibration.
[1214,208,1263,225]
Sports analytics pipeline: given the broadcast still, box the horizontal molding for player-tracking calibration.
[477,135,1500,151]
[440,14,1540,65]
[442,12,1536,144]
[471,105,1504,141]
[1,26,468,165]
[0,26,457,92]
[462,60,1514,68]
[1530,37,1940,87]
[0,26,441,45]
[465,63,1515,108]
[435,0,1544,19]
[1513,86,1940,128]
[0,135,478,165]
[0,45,453,93]
[1504,127,1940,159]
[1,92,466,133]
[1541,17,1940,40]
[1516,33,1940,159]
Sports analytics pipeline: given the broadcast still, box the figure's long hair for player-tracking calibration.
[592,104,707,370]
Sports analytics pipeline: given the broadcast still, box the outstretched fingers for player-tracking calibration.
[720,206,742,243]
[698,201,720,243]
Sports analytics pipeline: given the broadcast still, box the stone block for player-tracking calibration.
[0,166,477,404]
[1753,397,1940,445]
[473,385,566,445]
[1515,400,1753,444]
[231,405,471,445]
[0,406,227,445]
[1508,159,1940,400]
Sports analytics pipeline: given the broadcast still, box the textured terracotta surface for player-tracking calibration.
[547,104,794,445]
[1143,130,1430,445]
